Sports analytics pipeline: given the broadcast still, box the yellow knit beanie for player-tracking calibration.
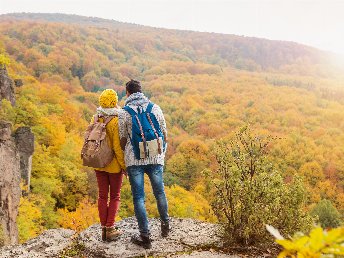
[99,89,118,108]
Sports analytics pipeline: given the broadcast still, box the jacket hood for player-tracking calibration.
[125,92,150,112]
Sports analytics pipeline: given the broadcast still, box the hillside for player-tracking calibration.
[1,13,344,78]
[0,13,343,245]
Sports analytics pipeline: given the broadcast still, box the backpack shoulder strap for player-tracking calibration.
[146,102,154,113]
[104,115,115,125]
[123,106,137,117]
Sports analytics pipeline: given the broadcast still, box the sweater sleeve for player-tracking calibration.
[118,110,127,139]
[112,119,126,170]
[155,105,168,140]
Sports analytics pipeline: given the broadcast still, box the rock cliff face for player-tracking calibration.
[0,122,34,247]
[14,127,34,191]
[0,121,21,246]
[0,217,240,258]
[0,68,15,106]
[0,67,34,247]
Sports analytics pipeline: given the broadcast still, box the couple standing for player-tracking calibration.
[91,79,169,249]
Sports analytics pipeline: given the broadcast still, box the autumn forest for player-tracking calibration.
[0,13,343,243]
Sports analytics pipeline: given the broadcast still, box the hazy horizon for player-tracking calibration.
[1,0,344,56]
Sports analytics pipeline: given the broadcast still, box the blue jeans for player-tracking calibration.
[127,164,169,236]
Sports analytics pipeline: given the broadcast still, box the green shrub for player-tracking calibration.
[311,199,342,229]
[210,126,313,245]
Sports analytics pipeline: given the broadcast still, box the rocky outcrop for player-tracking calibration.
[0,66,34,246]
[0,122,34,247]
[0,121,21,246]
[0,229,75,258]
[0,217,240,258]
[14,127,34,191]
[79,217,227,258]
[0,68,15,106]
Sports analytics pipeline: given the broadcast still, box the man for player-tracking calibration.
[119,79,170,249]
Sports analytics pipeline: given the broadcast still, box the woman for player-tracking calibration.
[91,89,126,241]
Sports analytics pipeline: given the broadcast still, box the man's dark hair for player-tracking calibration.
[125,79,142,94]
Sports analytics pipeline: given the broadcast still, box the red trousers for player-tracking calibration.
[95,170,123,227]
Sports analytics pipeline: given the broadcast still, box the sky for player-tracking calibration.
[1,0,344,55]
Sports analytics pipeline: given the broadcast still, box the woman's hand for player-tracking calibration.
[121,169,128,179]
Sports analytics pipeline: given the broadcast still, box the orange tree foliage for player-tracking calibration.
[57,198,99,232]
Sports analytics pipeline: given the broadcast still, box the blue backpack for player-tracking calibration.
[123,102,165,160]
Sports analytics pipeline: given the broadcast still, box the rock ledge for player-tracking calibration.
[0,217,242,258]
[80,217,227,258]
[0,229,75,258]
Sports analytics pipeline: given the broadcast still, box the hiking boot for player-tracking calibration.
[106,226,122,241]
[161,221,170,237]
[131,234,152,249]
[101,226,106,241]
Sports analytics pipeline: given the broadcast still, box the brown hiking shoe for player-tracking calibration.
[101,226,106,241]
[106,226,122,241]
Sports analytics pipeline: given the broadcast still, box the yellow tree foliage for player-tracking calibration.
[165,185,216,222]
[17,196,44,242]
[0,53,10,68]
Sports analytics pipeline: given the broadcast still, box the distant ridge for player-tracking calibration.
[0,12,142,29]
[0,12,322,47]
[0,12,341,75]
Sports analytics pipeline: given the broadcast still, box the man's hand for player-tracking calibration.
[120,137,127,151]
[163,131,168,143]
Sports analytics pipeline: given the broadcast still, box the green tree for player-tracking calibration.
[311,199,342,229]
